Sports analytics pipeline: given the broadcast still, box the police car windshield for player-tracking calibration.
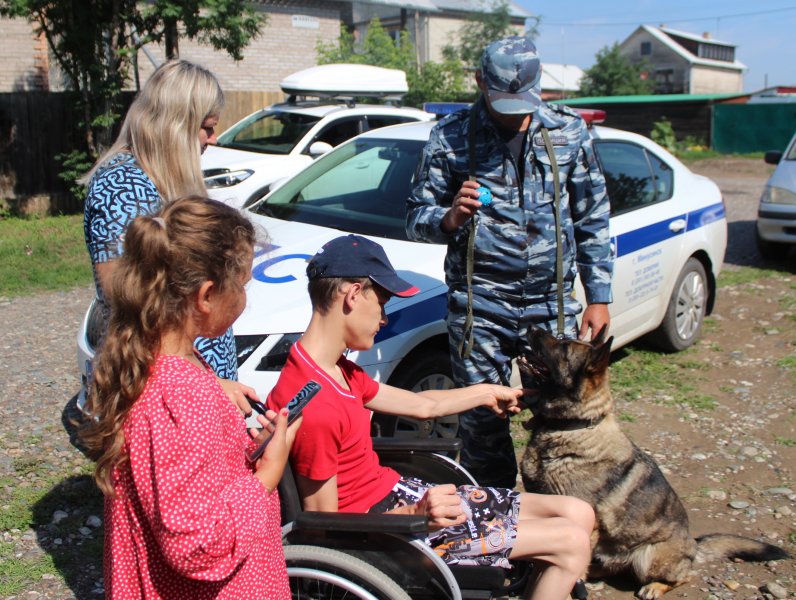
[217,110,321,155]
[253,137,424,240]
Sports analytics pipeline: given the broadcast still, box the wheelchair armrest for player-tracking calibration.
[296,511,428,535]
[372,437,462,454]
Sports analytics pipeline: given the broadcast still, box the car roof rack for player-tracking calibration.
[280,64,408,107]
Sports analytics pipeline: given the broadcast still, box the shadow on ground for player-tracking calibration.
[724,220,796,270]
[61,392,92,458]
[32,475,104,598]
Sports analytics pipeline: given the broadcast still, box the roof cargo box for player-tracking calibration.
[280,64,408,99]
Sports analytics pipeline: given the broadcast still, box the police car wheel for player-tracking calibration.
[648,257,707,352]
[386,348,459,438]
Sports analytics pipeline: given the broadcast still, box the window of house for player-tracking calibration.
[640,41,651,56]
[593,141,674,215]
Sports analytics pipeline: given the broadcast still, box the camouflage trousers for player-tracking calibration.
[447,289,578,488]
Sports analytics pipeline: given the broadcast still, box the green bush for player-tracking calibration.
[650,118,677,153]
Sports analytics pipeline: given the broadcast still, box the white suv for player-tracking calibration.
[202,64,433,209]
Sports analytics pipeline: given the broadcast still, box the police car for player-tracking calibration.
[201,64,433,209]
[77,114,727,436]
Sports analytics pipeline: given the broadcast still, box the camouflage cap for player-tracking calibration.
[481,36,542,115]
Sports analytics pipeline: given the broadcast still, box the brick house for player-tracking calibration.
[0,0,532,94]
[619,25,746,95]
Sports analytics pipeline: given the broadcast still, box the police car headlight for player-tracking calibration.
[760,185,796,205]
[204,169,254,189]
[256,333,302,371]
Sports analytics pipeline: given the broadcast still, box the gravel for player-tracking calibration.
[0,158,793,599]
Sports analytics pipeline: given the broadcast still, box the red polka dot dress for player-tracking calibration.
[104,355,289,599]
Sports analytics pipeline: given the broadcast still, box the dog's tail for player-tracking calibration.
[695,534,789,564]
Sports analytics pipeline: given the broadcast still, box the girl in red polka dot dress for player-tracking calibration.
[81,196,296,599]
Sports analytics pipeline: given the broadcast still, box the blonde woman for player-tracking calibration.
[83,60,240,383]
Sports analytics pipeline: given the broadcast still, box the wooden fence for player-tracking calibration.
[0,90,285,216]
[218,90,285,132]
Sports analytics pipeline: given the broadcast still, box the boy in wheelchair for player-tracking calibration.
[268,234,593,600]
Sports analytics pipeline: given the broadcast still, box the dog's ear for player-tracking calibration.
[587,335,613,373]
[592,324,609,346]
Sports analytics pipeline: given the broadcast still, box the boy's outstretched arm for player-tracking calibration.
[365,383,524,420]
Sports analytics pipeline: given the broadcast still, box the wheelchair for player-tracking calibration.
[278,436,533,600]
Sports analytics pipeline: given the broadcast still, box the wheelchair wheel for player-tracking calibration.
[284,545,412,600]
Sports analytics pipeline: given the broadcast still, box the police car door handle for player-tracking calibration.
[668,218,686,233]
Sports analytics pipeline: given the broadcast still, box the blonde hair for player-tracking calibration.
[81,60,224,201]
[81,196,255,496]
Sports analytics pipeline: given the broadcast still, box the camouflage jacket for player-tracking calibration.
[406,99,613,307]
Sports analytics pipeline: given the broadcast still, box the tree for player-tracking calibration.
[316,18,470,107]
[578,43,653,97]
[0,0,263,162]
[448,0,539,68]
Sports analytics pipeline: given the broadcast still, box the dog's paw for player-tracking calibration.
[636,582,672,600]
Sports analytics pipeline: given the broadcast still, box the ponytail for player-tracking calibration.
[81,197,257,495]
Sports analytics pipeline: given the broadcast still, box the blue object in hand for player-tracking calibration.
[476,186,493,206]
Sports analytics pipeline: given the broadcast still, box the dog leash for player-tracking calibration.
[540,127,566,339]
[458,103,480,360]
[459,104,566,359]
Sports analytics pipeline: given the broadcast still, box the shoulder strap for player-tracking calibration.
[540,127,565,338]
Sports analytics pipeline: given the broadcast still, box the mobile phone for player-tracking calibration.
[246,380,321,463]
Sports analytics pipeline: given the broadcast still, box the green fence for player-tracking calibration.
[712,103,796,154]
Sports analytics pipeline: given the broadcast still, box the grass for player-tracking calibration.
[0,215,92,297]
[608,346,718,411]
[0,456,101,596]
[679,150,765,164]
[775,437,796,447]
[717,265,785,288]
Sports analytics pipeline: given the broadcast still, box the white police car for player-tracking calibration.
[201,64,433,209]
[77,115,727,436]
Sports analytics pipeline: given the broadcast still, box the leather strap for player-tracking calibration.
[540,127,565,338]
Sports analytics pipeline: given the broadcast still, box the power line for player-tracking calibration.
[543,5,796,27]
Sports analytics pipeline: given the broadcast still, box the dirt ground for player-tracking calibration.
[0,157,792,600]
[578,157,796,600]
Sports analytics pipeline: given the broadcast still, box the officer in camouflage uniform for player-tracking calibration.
[406,36,613,488]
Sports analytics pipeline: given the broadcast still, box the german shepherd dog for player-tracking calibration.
[517,326,789,600]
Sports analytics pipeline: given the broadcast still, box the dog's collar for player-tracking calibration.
[531,415,602,431]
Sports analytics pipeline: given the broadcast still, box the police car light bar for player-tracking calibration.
[574,108,607,126]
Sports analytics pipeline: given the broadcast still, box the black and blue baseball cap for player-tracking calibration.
[306,234,419,298]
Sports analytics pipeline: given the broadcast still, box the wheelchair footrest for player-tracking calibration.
[296,511,428,535]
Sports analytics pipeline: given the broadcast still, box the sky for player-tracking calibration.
[514,0,796,92]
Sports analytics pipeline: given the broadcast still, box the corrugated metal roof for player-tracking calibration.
[553,92,747,105]
[334,0,441,11]
[430,0,533,18]
[660,26,733,48]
